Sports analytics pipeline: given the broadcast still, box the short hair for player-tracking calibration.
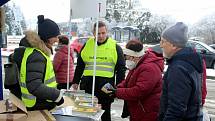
[126,39,143,52]
[93,21,107,32]
[58,35,69,45]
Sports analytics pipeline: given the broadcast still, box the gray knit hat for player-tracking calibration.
[162,22,188,47]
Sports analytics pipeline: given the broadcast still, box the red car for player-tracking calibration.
[70,37,89,54]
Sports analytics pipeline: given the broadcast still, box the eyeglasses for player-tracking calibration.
[160,39,166,45]
[124,55,135,60]
[160,38,172,47]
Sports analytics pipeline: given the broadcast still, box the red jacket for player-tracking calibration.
[53,45,74,84]
[202,59,207,105]
[116,51,164,121]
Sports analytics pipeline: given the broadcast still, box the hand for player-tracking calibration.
[56,97,64,106]
[101,83,114,94]
[107,88,116,92]
[107,88,116,97]
[101,86,113,94]
[71,84,79,90]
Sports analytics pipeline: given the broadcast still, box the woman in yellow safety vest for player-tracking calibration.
[13,15,64,110]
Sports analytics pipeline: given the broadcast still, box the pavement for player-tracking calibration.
[206,69,215,79]
[111,99,129,121]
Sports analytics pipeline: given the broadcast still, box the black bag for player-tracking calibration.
[4,63,19,86]
[4,62,21,99]
[121,101,130,118]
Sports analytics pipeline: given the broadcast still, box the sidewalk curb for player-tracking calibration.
[207,76,215,80]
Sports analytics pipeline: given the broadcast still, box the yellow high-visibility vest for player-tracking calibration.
[20,48,57,108]
[81,38,117,77]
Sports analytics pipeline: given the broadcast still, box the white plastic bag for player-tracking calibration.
[203,108,211,121]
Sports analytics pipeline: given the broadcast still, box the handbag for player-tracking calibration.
[4,62,19,86]
[4,62,21,99]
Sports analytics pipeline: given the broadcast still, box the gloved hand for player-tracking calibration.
[101,83,114,94]
[107,88,116,98]
[56,97,64,106]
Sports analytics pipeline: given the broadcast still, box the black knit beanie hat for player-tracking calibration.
[37,15,60,42]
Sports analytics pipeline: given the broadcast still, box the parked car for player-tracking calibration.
[70,37,89,54]
[187,40,215,69]
[148,40,215,69]
[147,44,162,54]
[210,44,215,49]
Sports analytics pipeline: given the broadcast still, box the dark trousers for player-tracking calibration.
[101,103,111,121]
[80,77,114,121]
[57,83,72,90]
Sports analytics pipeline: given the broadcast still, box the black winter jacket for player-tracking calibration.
[13,31,61,110]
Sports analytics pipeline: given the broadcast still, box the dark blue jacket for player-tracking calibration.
[158,47,203,121]
[0,0,9,6]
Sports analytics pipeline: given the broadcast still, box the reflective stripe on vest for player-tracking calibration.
[81,38,117,77]
[20,48,57,108]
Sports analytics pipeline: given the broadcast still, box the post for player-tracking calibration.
[0,50,2,100]
[0,7,4,100]
[66,8,73,90]
[92,2,101,106]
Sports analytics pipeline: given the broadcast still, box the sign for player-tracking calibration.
[70,0,106,19]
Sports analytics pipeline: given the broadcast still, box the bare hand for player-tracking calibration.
[71,84,79,90]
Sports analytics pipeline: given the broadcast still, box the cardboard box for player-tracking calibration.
[0,93,56,121]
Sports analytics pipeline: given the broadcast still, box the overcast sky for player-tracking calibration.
[141,0,215,24]
[12,0,215,25]
[13,0,70,22]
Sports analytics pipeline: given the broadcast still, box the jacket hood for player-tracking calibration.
[19,31,51,56]
[138,51,164,72]
[168,47,203,73]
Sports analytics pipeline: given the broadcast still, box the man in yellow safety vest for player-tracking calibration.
[72,21,126,121]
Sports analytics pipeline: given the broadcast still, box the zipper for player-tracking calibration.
[138,101,146,112]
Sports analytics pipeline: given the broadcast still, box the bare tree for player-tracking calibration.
[190,13,215,44]
[148,14,175,35]
[106,0,149,26]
